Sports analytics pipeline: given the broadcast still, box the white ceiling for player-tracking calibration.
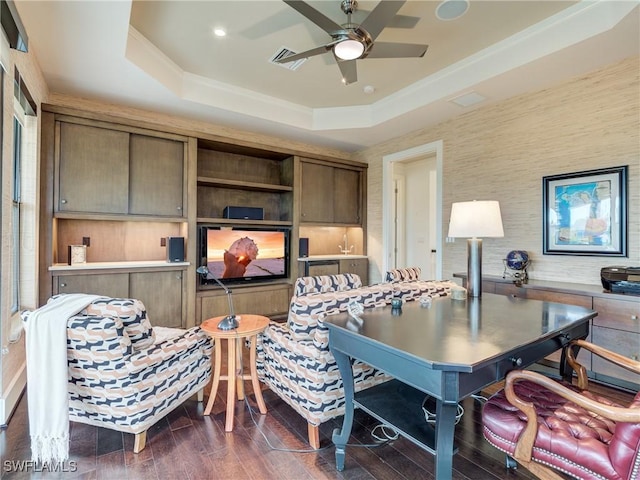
[15,0,640,152]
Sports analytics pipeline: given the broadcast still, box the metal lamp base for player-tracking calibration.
[467,238,483,297]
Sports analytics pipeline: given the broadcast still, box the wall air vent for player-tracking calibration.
[269,47,307,71]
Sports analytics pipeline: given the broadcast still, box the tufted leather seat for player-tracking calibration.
[482,340,640,480]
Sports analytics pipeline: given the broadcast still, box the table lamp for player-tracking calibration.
[448,200,504,297]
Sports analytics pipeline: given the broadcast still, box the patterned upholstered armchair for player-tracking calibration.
[385,267,459,300]
[23,297,212,453]
[257,274,395,448]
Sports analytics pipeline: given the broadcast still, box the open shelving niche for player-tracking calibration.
[195,139,296,323]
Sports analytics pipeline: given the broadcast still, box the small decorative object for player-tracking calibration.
[419,294,432,307]
[390,297,403,310]
[347,300,364,321]
[68,245,87,265]
[451,285,467,300]
[542,166,627,256]
[503,250,530,284]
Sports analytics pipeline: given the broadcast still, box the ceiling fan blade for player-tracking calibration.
[283,1,344,35]
[366,42,428,59]
[357,9,420,29]
[274,44,333,63]
[334,57,358,85]
[360,0,406,40]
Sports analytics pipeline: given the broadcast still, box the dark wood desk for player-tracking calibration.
[324,293,595,479]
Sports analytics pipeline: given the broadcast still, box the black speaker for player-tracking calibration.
[299,237,309,258]
[223,206,264,220]
[167,237,185,262]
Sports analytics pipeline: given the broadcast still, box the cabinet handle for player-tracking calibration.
[61,199,67,204]
[60,283,67,288]
[177,206,182,211]
[632,314,638,321]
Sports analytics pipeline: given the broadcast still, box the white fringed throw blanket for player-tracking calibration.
[23,294,102,465]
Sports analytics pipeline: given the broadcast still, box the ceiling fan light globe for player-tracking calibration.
[334,39,365,60]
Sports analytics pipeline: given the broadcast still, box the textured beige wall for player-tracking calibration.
[356,56,639,285]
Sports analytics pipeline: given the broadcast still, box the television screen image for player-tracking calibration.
[203,228,287,282]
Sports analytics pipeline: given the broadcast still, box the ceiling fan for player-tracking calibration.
[275,0,428,85]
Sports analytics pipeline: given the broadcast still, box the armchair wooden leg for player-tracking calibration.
[197,388,204,402]
[133,431,147,453]
[308,423,320,450]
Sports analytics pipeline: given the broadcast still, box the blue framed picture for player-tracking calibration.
[543,166,627,256]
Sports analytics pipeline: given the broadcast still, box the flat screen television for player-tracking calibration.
[198,226,289,286]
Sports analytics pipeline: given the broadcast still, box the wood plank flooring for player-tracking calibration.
[1,364,634,479]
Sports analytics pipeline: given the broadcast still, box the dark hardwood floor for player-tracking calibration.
[1,366,634,480]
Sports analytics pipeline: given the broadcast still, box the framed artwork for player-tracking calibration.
[543,166,627,256]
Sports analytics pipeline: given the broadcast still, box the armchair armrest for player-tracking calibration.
[566,339,640,390]
[262,323,332,362]
[504,369,640,463]
[127,327,211,375]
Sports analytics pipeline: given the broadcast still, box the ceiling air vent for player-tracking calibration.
[270,47,307,71]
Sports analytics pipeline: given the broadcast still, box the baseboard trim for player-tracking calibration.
[0,361,26,427]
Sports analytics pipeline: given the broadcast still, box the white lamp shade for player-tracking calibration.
[448,200,504,238]
[334,39,365,60]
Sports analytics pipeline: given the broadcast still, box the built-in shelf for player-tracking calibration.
[197,176,293,193]
[54,212,186,223]
[354,380,458,455]
[50,261,189,272]
[196,217,293,226]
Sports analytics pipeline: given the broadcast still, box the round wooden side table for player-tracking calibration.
[201,314,269,432]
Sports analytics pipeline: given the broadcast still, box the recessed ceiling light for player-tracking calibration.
[449,91,486,107]
[213,28,227,37]
[436,0,469,21]
[363,85,375,94]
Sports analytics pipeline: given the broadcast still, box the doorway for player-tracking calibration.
[382,140,443,280]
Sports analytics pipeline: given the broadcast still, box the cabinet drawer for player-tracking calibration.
[201,285,291,320]
[494,283,526,297]
[523,289,592,308]
[592,325,640,385]
[592,297,640,332]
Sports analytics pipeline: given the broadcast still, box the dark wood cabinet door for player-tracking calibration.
[300,162,333,223]
[130,271,184,328]
[129,134,185,217]
[339,258,368,285]
[55,273,129,298]
[333,168,361,224]
[58,122,129,214]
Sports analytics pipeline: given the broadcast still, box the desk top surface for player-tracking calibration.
[324,294,595,371]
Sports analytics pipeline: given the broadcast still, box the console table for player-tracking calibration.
[454,273,640,391]
[324,294,595,480]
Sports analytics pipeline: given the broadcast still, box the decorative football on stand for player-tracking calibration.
[503,250,530,283]
[505,250,529,271]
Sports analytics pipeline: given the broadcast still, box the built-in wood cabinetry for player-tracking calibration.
[455,274,639,391]
[197,140,293,225]
[40,105,368,329]
[52,267,185,328]
[198,283,291,323]
[41,107,190,327]
[299,257,369,285]
[300,158,365,226]
[55,117,186,218]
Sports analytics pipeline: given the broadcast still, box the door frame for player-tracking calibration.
[382,140,444,279]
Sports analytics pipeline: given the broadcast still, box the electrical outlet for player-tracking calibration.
[82,237,90,247]
[160,237,166,247]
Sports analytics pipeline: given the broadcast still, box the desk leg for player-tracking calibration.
[204,337,222,416]
[434,398,457,480]
[225,337,237,432]
[331,348,354,472]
